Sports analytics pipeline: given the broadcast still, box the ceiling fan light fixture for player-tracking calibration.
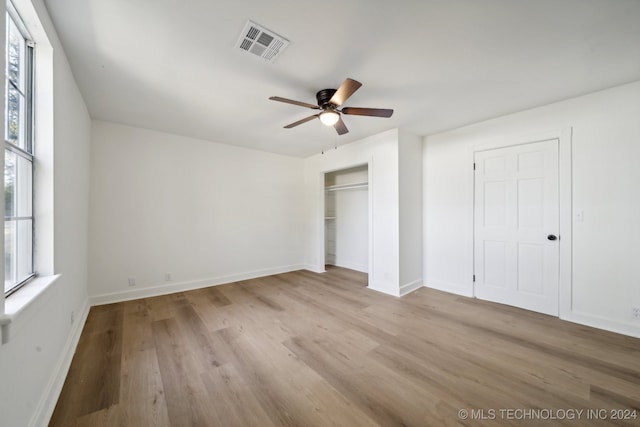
[319,110,339,126]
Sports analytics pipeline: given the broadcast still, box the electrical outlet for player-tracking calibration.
[70,311,75,325]
[632,307,640,320]
[128,277,136,286]
[164,273,172,281]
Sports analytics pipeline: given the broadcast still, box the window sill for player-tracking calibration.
[1,274,60,344]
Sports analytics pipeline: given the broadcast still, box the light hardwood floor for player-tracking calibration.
[50,267,640,426]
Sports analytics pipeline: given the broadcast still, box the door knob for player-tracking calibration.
[547,234,558,241]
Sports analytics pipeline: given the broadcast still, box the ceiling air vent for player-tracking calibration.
[236,20,289,63]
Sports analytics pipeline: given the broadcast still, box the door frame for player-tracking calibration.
[319,161,373,288]
[470,128,572,318]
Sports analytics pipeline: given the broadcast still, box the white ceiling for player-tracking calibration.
[43,0,640,157]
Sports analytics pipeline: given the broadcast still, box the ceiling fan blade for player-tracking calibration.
[329,78,362,106]
[334,116,349,135]
[269,96,320,109]
[284,114,319,128]
[341,107,394,118]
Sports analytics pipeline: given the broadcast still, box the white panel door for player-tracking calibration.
[474,139,559,316]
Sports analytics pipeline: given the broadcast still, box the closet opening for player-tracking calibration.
[323,164,369,281]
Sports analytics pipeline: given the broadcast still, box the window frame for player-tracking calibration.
[4,1,35,297]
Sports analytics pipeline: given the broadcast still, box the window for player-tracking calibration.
[4,4,34,296]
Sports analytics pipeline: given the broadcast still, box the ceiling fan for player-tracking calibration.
[269,78,393,135]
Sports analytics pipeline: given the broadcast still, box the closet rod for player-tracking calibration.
[325,182,368,192]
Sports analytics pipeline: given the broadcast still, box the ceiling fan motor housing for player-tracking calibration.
[316,89,337,108]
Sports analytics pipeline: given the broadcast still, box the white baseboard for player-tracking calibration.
[423,278,474,298]
[399,279,423,296]
[331,259,368,273]
[30,297,90,427]
[367,285,399,297]
[562,311,640,339]
[90,264,305,306]
[304,263,325,274]
[424,278,640,339]
[367,279,423,298]
[368,280,401,297]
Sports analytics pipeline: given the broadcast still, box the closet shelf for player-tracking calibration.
[325,182,368,192]
[324,216,336,220]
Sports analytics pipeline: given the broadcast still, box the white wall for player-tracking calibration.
[0,0,5,322]
[305,128,423,296]
[89,121,305,303]
[304,129,402,295]
[398,131,423,294]
[424,80,640,337]
[0,0,92,426]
